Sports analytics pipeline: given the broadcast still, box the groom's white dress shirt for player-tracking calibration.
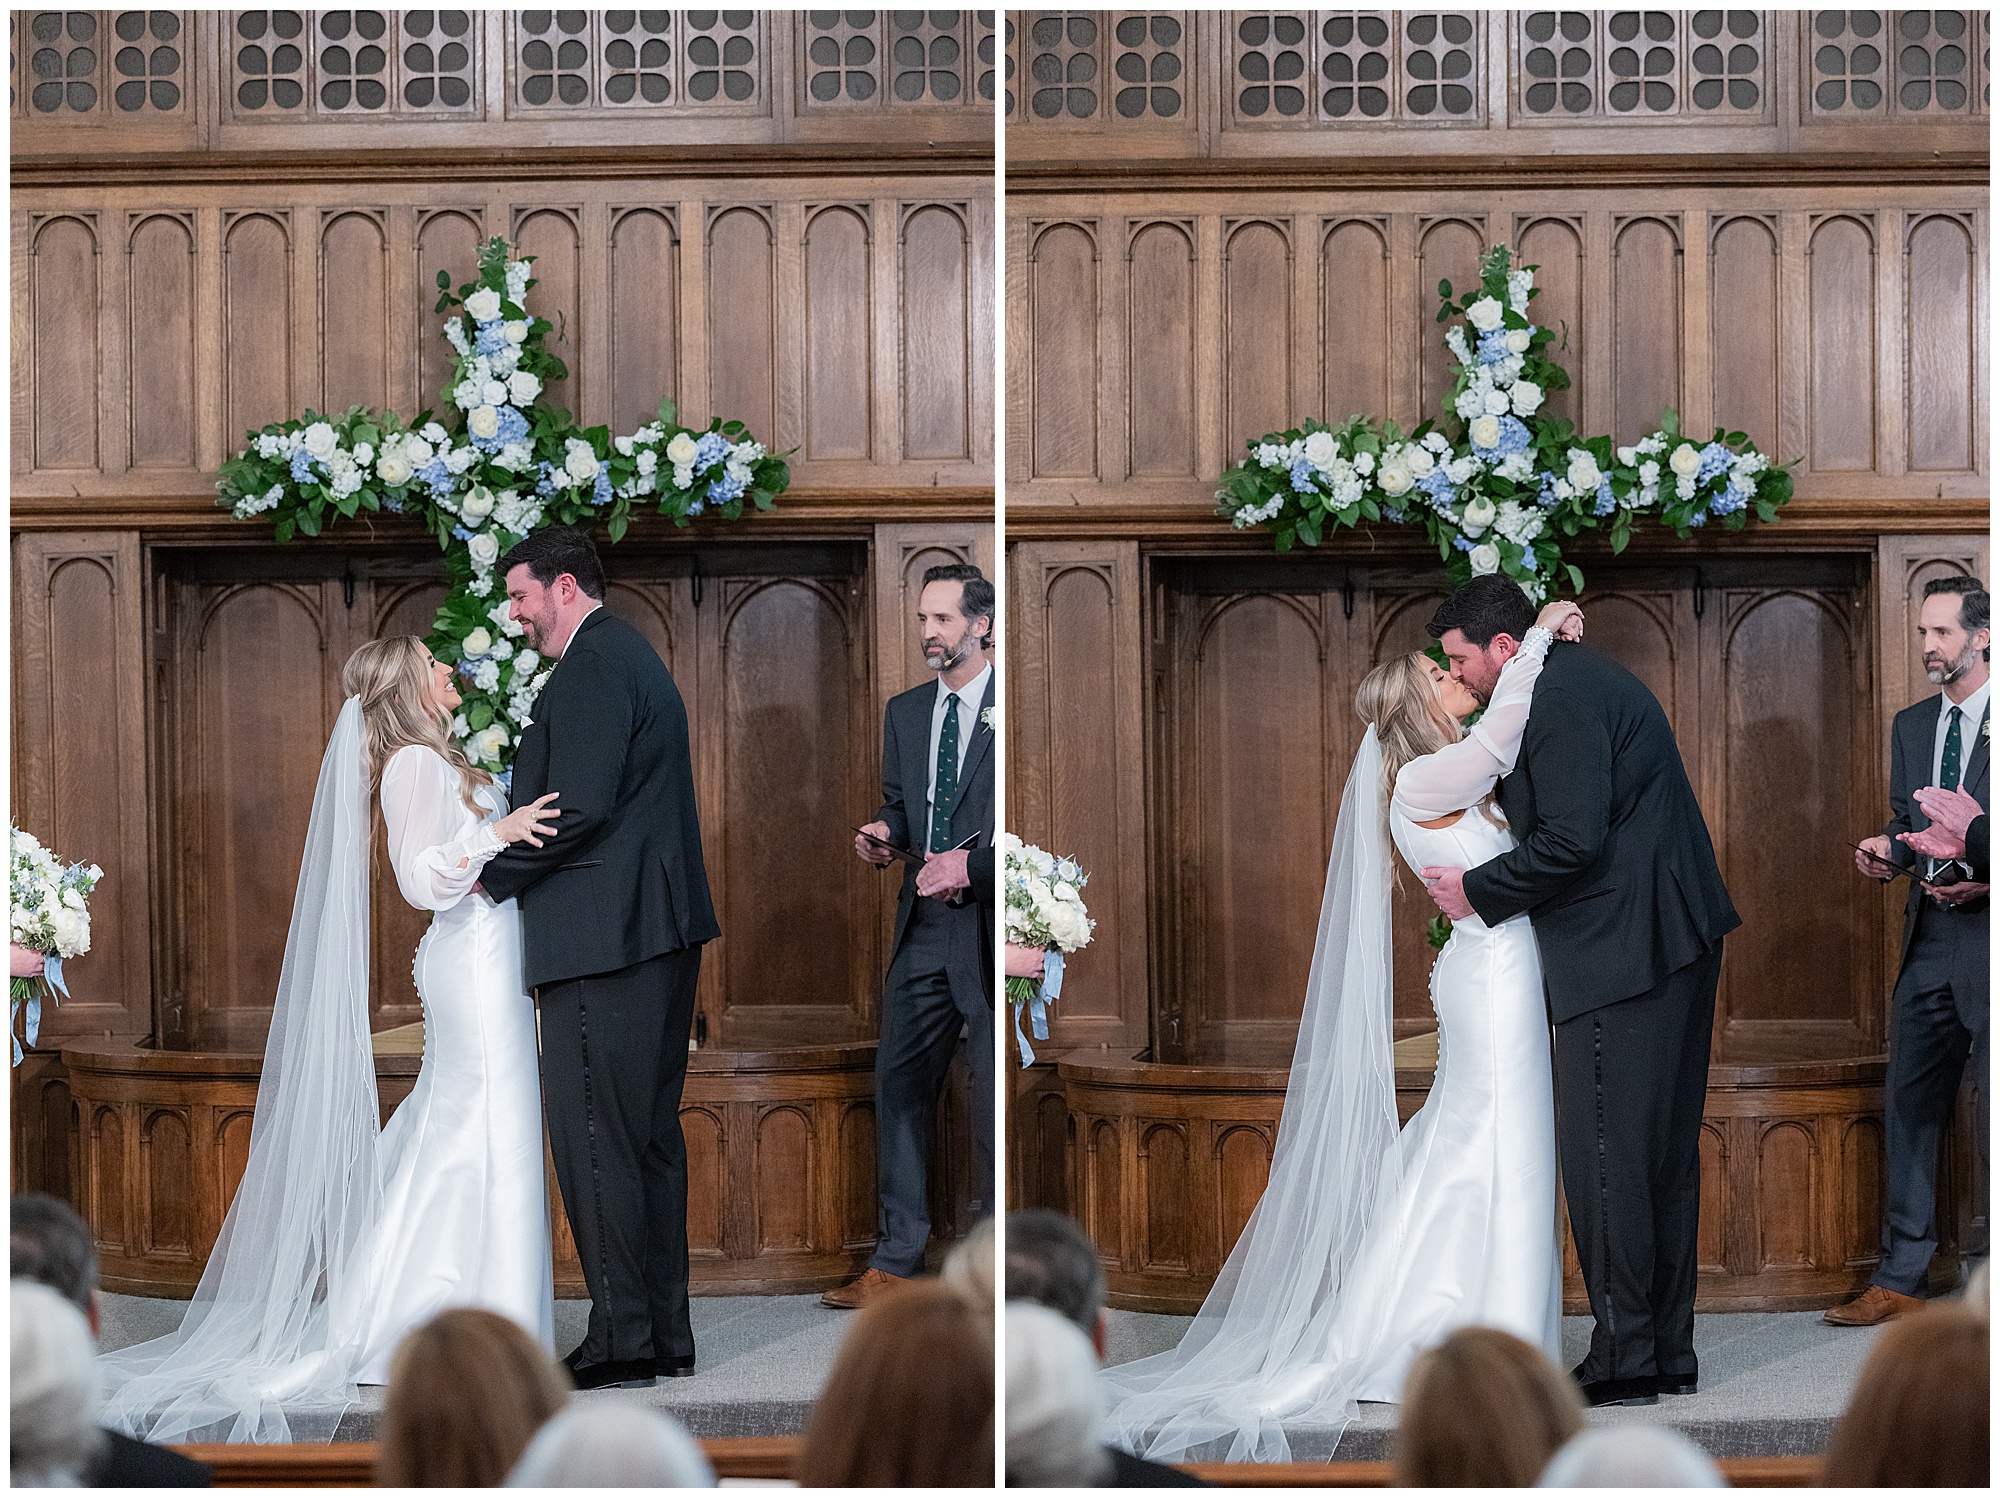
[925,660,991,851]
[1930,677,1989,789]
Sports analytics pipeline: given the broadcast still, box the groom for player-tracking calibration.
[1420,575,1740,1408]
[481,525,720,1391]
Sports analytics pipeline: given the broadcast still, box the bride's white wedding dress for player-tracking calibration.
[1101,628,1560,1465]
[99,703,553,1443]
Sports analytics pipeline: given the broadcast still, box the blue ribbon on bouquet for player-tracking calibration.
[1012,948,1064,1067]
[14,954,64,1065]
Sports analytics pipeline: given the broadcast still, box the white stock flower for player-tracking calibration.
[1483,387,1511,417]
[302,422,339,460]
[496,441,534,471]
[454,381,482,410]
[1445,325,1472,367]
[464,287,503,323]
[468,532,500,568]
[1461,495,1496,535]
[614,435,635,457]
[1669,443,1703,477]
[1507,269,1534,312]
[1638,460,1661,486]
[1468,414,1502,449]
[504,261,530,301]
[508,371,541,405]
[514,648,541,676]
[1302,430,1339,468]
[488,599,524,637]
[472,658,501,692]
[564,440,599,482]
[666,432,699,465]
[255,433,283,459]
[462,626,494,657]
[672,463,696,491]
[1496,451,1535,481]
[1422,432,1452,453]
[1504,328,1533,355]
[636,450,658,475]
[1509,381,1544,417]
[480,379,509,408]
[1469,542,1502,576]
[1455,386,1487,420]
[1566,449,1602,491]
[352,441,374,467]
[444,318,471,356]
[1465,296,1505,332]
[1352,450,1375,475]
[467,406,502,441]
[1444,455,1480,484]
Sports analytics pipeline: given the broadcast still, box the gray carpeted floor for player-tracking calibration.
[1104,1307,1891,1460]
[98,1292,850,1440]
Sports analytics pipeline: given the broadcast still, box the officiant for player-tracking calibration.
[824,564,996,1309]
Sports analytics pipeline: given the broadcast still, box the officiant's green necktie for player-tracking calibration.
[931,695,961,853]
[1941,705,1964,790]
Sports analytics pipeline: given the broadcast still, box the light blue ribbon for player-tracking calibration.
[14,955,61,1065]
[1013,948,1064,1067]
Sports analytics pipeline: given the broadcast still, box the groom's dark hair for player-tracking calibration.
[1427,575,1536,649]
[923,562,995,650]
[499,525,606,601]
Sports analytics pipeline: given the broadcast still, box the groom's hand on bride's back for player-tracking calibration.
[1419,866,1474,921]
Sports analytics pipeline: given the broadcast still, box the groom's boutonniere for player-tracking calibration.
[981,705,998,733]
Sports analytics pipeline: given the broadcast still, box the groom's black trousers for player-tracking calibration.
[1555,943,1722,1386]
[537,945,703,1367]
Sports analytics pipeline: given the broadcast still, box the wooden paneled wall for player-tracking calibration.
[1008,187,1986,504]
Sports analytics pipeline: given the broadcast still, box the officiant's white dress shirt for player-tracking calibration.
[925,660,991,851]
[1930,678,1989,789]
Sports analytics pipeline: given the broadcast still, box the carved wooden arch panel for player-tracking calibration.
[900,202,974,463]
[1512,214,1586,429]
[221,210,295,442]
[138,1108,195,1258]
[1708,214,1781,460]
[1139,1121,1192,1270]
[1416,216,1486,424]
[1611,213,1684,444]
[1904,212,1977,473]
[1321,216,1391,428]
[1128,219,1198,477]
[803,203,874,462]
[1806,213,1878,473]
[30,212,102,472]
[604,206,682,438]
[1028,219,1101,479]
[125,211,197,469]
[512,206,583,419]
[318,208,391,414]
[704,205,778,449]
[1222,217,1294,455]
[1754,1118,1819,1270]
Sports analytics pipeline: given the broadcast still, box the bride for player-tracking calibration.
[99,637,562,1444]
[1101,599,1583,1465]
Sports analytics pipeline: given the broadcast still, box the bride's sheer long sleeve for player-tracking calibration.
[1392,625,1554,821]
[381,747,504,911]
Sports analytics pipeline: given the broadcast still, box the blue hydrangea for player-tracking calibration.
[692,432,730,470]
[1288,458,1318,493]
[474,324,510,356]
[592,468,614,507]
[1535,473,1565,509]
[472,406,531,452]
[1710,482,1749,517]
[1382,505,1406,524]
[1685,507,1708,527]
[534,462,560,497]
[382,492,404,513]
[1696,442,1733,483]
[710,470,747,504]
[1593,477,1617,517]
[1470,414,1532,460]
[452,523,475,542]
[1416,466,1457,512]
[1476,329,1514,365]
[289,448,319,482]
[1453,533,1476,552]
[687,497,706,517]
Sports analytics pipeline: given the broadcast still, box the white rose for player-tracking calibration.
[1566,450,1602,491]
[504,320,528,345]
[1377,460,1413,497]
[468,724,508,762]
[564,443,599,482]
[467,405,502,441]
[402,434,435,467]
[376,452,413,487]
[1302,430,1339,468]
[1469,542,1502,576]
[1510,381,1544,417]
[302,422,338,460]
[1504,328,1533,355]
[508,371,541,405]
[468,532,500,568]
[461,485,495,519]
[1465,296,1505,332]
[1461,496,1497,534]
[480,380,509,408]
[1468,414,1501,450]
[464,287,503,323]
[1406,446,1435,477]
[462,626,494,657]
[1669,443,1703,477]
[665,432,699,466]
[1483,387,1510,417]
[52,907,90,959]
[1048,903,1092,952]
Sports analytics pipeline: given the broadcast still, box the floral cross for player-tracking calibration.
[1216,246,1794,600]
[220,236,790,772]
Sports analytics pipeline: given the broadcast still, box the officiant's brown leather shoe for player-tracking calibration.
[819,1267,912,1309]
[1822,1285,1924,1326]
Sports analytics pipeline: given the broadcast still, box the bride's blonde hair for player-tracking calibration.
[341,636,491,814]
[1355,653,1500,887]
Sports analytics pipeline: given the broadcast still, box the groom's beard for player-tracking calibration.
[924,632,977,673]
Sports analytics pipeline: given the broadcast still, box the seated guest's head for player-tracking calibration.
[1536,1427,1724,1487]
[1005,1302,1112,1488]
[1822,1300,1988,1486]
[11,1193,101,1335]
[1393,1326,1584,1487]
[12,1278,106,1486]
[1005,1209,1109,1359]
[797,1277,993,1487]
[504,1404,715,1487]
[942,1217,996,1311]
[378,1308,571,1487]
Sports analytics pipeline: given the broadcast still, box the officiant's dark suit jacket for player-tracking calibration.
[1463,641,1740,1024]
[877,671,996,1011]
[482,607,720,990]
[1881,692,1989,965]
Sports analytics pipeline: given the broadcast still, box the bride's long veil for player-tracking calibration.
[99,697,383,1444]
[1100,726,1404,1465]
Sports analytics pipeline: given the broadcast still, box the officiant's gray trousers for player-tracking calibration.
[538,944,704,1367]
[869,899,995,1278]
[1875,907,1989,1295]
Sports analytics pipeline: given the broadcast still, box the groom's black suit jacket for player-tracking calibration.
[482,607,720,991]
[876,670,996,1011]
[1463,641,1739,1025]
[1881,691,1989,964]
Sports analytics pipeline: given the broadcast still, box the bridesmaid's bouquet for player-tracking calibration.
[10,827,100,1064]
[1003,835,1094,1064]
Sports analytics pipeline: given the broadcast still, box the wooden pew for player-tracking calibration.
[1177,1455,1822,1486]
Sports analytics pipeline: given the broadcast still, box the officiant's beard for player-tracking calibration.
[923,631,978,673]
[1925,644,1979,685]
